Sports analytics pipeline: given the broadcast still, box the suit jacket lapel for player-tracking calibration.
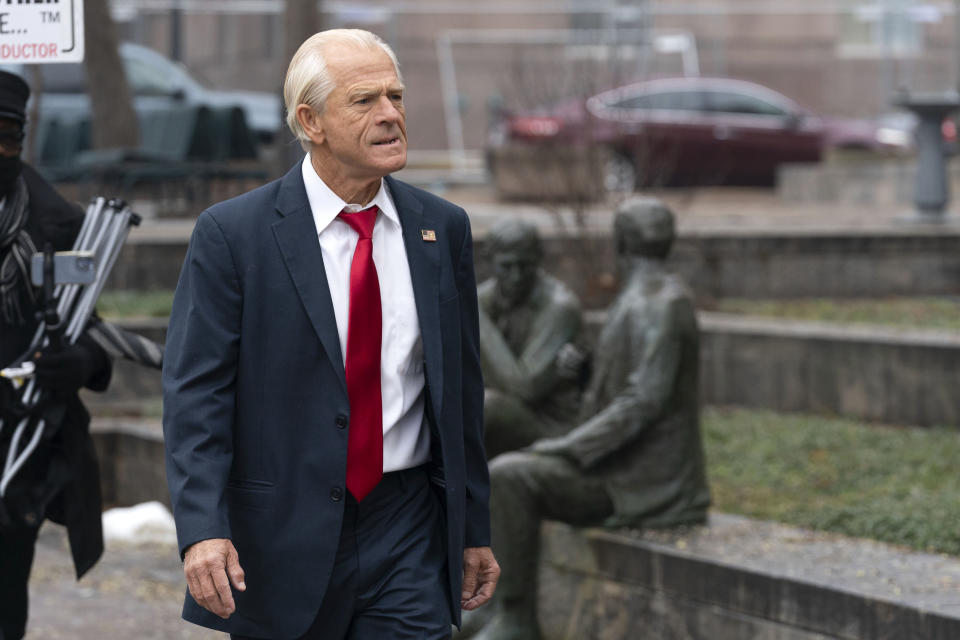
[387,176,444,419]
[272,164,347,395]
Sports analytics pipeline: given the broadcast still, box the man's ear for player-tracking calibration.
[296,104,325,145]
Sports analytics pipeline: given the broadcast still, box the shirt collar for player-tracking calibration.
[301,154,399,234]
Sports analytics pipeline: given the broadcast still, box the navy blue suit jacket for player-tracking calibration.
[162,164,489,638]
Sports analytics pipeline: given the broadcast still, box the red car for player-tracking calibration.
[487,77,908,198]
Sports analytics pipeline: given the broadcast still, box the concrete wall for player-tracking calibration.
[699,313,960,427]
[97,313,960,429]
[778,161,960,208]
[92,419,168,509]
[106,236,188,292]
[109,227,960,310]
[539,516,960,640]
[477,230,960,308]
[668,231,960,302]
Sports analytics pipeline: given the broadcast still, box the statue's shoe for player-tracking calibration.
[471,612,541,640]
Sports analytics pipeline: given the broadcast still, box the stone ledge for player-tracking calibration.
[540,515,960,640]
[94,314,960,427]
[105,224,960,309]
[91,418,167,509]
[697,313,960,427]
[589,311,960,427]
[777,160,957,208]
[699,311,960,349]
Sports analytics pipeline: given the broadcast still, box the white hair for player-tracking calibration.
[283,29,402,151]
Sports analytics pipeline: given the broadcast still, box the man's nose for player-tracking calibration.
[374,96,403,124]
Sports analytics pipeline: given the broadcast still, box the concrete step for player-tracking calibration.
[541,516,960,639]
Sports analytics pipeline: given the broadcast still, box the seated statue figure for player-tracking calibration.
[472,197,712,640]
[478,219,585,459]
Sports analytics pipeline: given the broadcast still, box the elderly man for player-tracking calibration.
[472,198,711,640]
[163,29,498,639]
[0,70,113,640]
[478,220,584,458]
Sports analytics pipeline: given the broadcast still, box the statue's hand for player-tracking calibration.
[556,342,590,383]
[529,436,576,462]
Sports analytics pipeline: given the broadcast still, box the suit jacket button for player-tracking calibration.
[330,487,343,502]
[335,414,348,429]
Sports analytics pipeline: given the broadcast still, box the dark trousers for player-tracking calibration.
[0,522,40,640]
[233,465,451,640]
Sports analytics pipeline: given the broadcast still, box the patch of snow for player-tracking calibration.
[102,501,177,546]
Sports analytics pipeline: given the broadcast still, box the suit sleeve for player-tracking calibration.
[456,215,491,548]
[162,211,242,558]
[557,297,687,469]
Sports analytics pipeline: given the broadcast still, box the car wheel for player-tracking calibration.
[601,151,637,195]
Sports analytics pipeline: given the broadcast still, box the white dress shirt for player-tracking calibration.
[301,155,430,473]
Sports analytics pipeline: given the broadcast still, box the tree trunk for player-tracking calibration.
[274,0,322,174]
[284,1,322,66]
[84,0,139,149]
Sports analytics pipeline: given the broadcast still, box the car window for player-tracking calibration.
[39,63,87,93]
[0,63,87,93]
[4,50,182,97]
[124,57,180,96]
[704,90,788,117]
[610,90,703,111]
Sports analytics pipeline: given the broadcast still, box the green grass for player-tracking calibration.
[703,407,960,555]
[713,297,960,331]
[96,290,175,320]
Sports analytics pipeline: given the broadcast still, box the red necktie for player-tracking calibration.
[339,206,383,501]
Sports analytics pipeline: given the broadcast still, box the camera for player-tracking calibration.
[30,251,96,286]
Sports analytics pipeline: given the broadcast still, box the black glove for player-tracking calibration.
[0,376,27,421]
[32,340,108,393]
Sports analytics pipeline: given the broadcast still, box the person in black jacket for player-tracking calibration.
[0,70,113,640]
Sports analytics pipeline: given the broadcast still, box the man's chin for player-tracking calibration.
[381,152,407,174]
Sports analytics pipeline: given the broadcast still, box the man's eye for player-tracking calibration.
[391,94,403,102]
[355,98,371,105]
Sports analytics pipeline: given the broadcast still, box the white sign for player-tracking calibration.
[0,0,85,64]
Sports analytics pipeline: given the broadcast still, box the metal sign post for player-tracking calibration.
[0,0,85,64]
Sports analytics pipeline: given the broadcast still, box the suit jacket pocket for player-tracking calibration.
[226,478,275,512]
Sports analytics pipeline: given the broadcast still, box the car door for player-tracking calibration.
[701,88,823,184]
[594,86,715,186]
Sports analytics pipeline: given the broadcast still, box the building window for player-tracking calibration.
[837,1,937,58]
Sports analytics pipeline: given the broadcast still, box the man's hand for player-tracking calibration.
[461,546,500,611]
[183,538,246,619]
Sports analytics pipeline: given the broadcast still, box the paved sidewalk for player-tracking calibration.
[26,523,219,640]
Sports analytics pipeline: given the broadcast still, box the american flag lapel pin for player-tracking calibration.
[421,229,437,242]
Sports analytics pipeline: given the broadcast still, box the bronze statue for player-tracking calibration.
[471,197,711,640]
[478,219,585,459]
